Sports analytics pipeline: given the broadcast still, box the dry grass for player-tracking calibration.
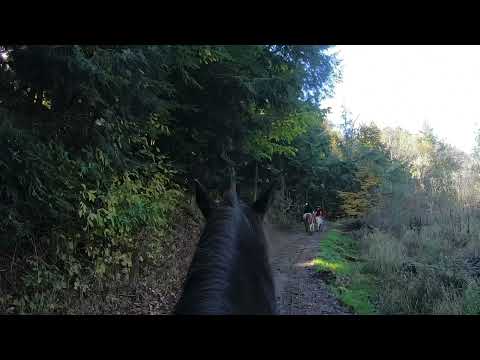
[356,197,480,314]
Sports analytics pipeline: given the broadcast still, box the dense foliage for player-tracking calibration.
[1,45,479,314]
[0,45,347,312]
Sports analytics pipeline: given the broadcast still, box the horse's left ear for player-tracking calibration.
[252,181,277,217]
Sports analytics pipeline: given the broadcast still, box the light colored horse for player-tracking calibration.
[303,213,315,233]
[315,215,325,232]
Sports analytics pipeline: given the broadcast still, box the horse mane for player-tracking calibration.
[175,194,276,314]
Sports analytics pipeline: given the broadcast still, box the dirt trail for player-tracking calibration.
[266,222,351,315]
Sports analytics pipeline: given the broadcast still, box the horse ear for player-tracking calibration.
[253,181,276,217]
[195,179,213,219]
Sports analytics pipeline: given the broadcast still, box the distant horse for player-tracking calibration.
[303,213,315,234]
[315,215,325,232]
[175,180,277,315]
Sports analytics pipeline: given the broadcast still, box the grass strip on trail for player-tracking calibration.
[314,226,378,314]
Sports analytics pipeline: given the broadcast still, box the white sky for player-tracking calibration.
[322,45,480,154]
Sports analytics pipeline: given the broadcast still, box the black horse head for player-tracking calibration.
[175,180,277,315]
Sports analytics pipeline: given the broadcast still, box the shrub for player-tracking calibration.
[0,118,183,312]
[79,168,182,284]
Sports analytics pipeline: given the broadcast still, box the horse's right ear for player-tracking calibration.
[195,179,213,219]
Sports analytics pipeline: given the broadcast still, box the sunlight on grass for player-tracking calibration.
[313,226,377,314]
[313,258,345,272]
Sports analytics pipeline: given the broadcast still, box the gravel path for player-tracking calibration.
[266,223,351,315]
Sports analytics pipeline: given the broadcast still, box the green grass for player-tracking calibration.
[314,227,378,314]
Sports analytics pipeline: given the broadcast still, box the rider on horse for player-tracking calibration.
[303,202,313,215]
[302,202,313,222]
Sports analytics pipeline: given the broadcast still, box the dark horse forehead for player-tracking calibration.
[208,200,258,229]
[222,190,237,206]
[212,201,248,218]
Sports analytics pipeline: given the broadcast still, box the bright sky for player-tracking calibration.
[322,45,480,154]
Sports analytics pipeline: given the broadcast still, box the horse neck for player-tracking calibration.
[176,205,274,314]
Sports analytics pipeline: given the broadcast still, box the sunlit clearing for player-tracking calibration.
[295,260,316,268]
[313,258,344,272]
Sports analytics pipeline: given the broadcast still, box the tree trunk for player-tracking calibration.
[129,231,146,290]
[467,211,470,234]
[280,174,286,202]
[220,140,236,195]
[253,161,259,202]
[279,157,286,201]
[230,165,236,194]
[190,182,196,212]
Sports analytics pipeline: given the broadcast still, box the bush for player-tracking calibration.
[79,168,182,284]
[0,117,183,312]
